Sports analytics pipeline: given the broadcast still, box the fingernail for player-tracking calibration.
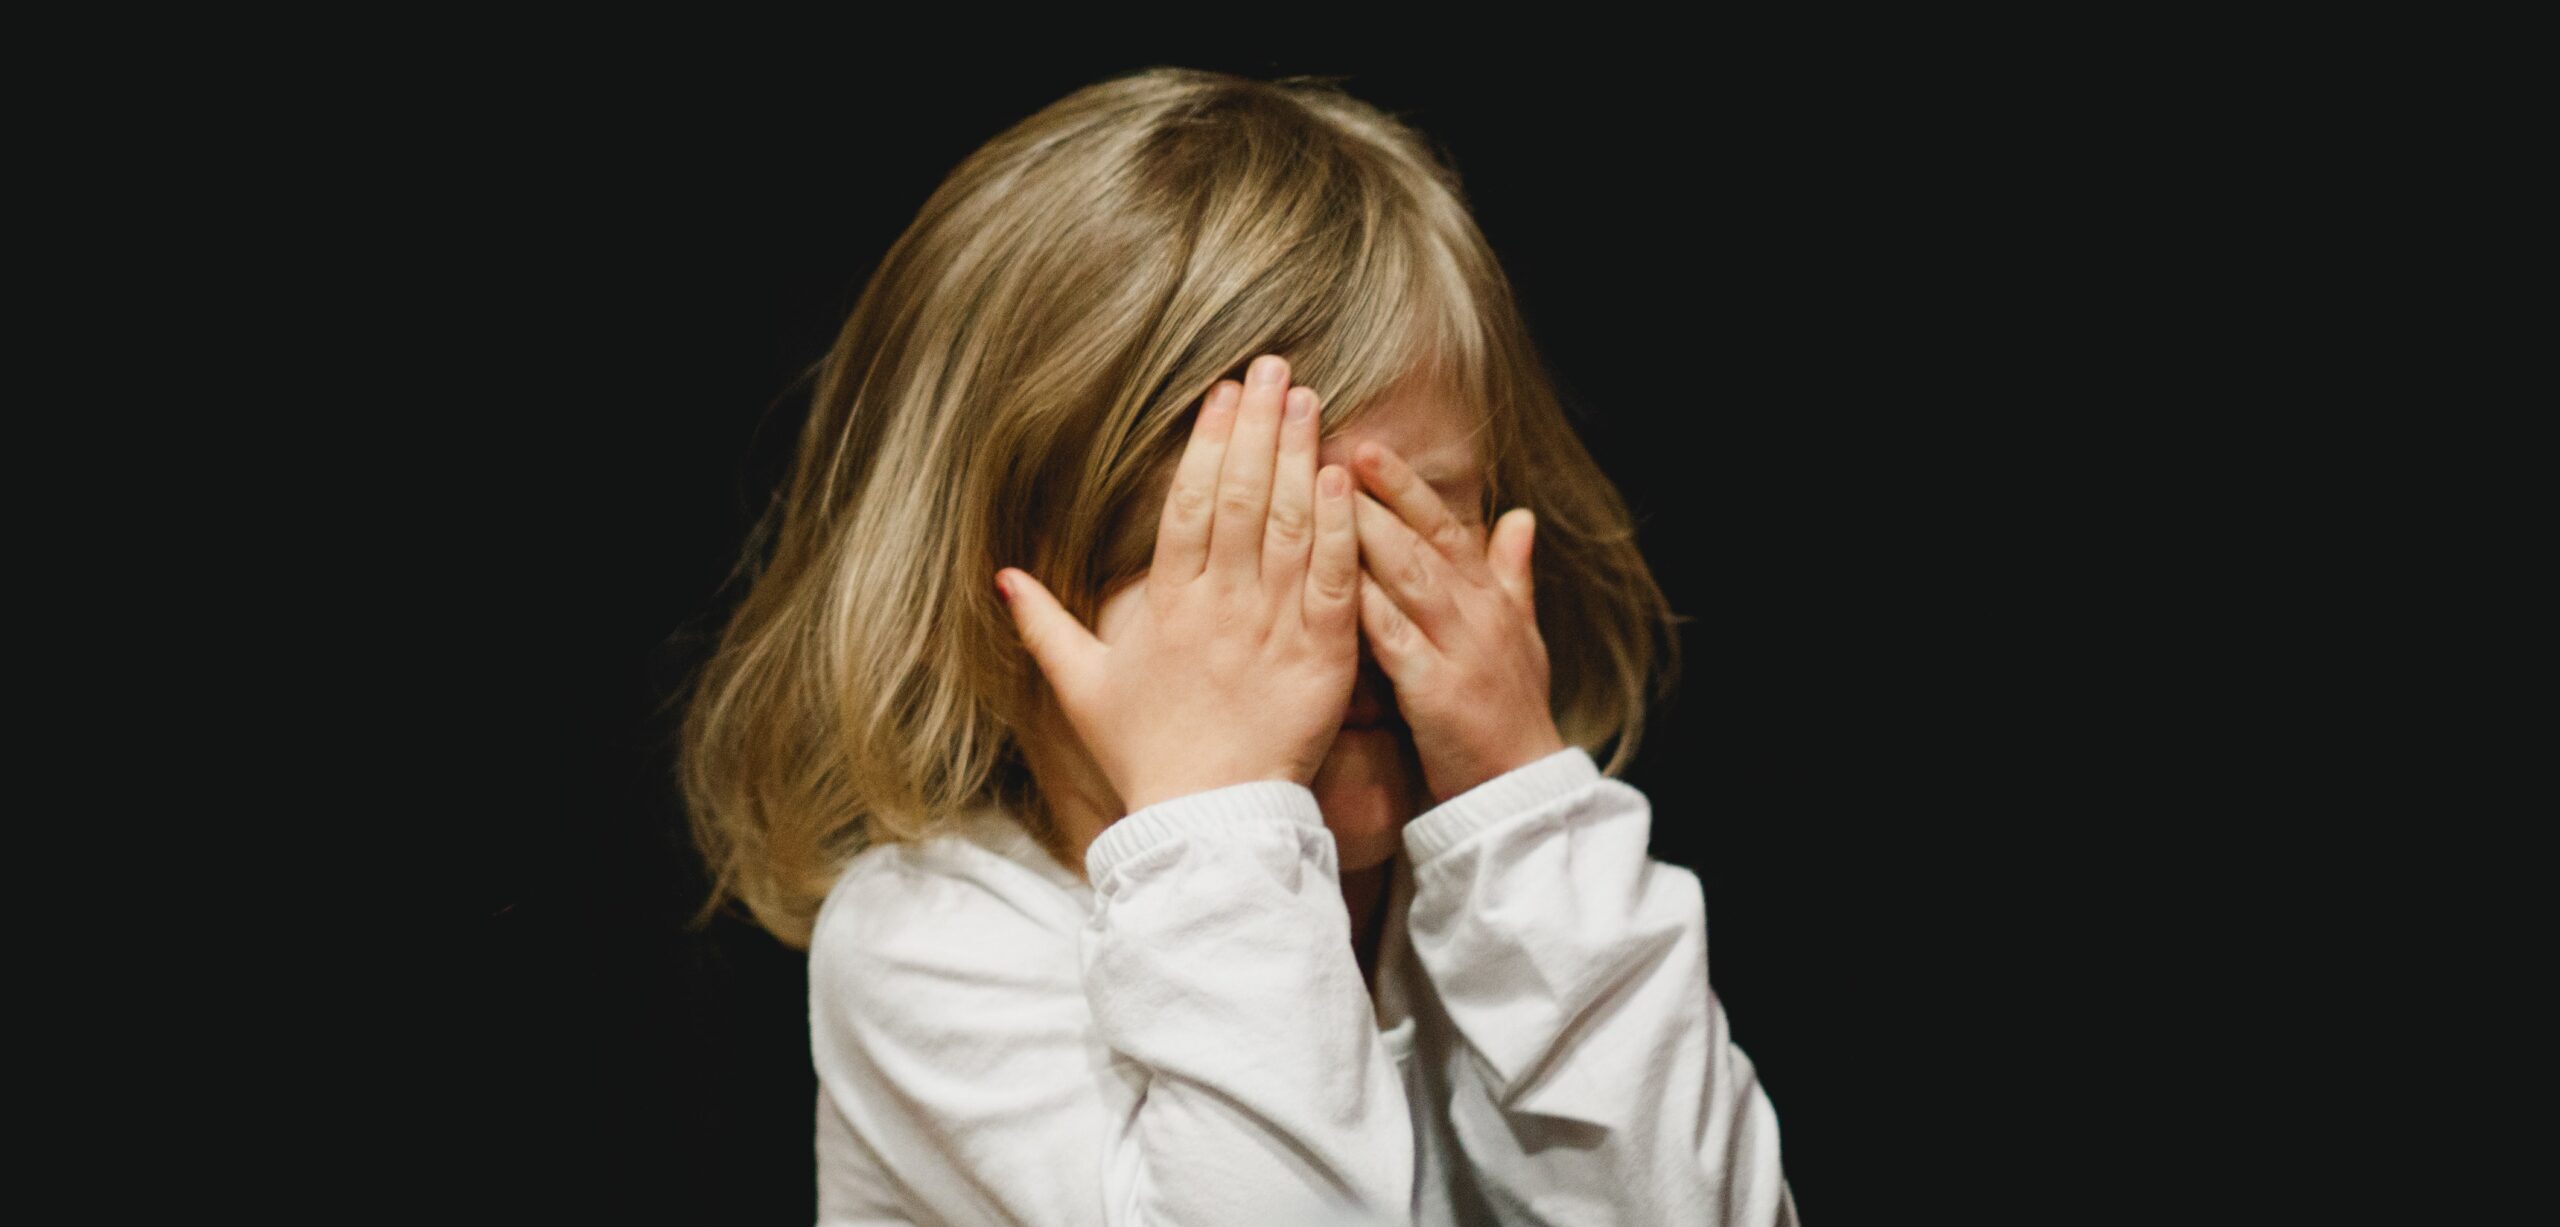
[1286,389,1314,421]
[1321,466,1347,497]
[1251,354,1285,386]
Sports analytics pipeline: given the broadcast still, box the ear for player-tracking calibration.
[1488,509,1536,608]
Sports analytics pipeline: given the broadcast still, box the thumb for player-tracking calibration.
[996,567,1100,699]
[1487,509,1537,608]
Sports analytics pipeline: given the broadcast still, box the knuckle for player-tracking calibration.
[1364,594,1403,637]
[1202,581,1237,616]
[1167,483,1212,522]
[1217,606,1267,646]
[1216,487,1263,518]
[1264,502,1311,544]
[1379,614,1416,651]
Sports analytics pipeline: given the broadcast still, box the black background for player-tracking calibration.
[366,34,2307,1226]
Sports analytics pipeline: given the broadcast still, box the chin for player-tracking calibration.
[1310,725,1423,873]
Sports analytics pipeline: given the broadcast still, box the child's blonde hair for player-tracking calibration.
[675,67,1683,950]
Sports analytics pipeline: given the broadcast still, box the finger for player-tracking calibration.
[1304,463,1358,633]
[1357,569,1433,669]
[1487,508,1537,609]
[1353,490,1459,643]
[996,567,1100,704]
[1152,380,1240,583]
[1351,441,1491,582]
[1210,354,1290,582]
[1262,385,1322,596]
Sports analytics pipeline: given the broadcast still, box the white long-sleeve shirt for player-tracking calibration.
[807,745,1798,1225]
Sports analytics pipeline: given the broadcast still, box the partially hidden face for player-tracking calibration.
[1089,376,1488,872]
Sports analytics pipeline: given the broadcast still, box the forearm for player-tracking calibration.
[1402,747,1793,1224]
[1083,780,1419,1226]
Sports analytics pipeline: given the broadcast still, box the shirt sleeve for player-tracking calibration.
[807,780,1418,1227]
[1399,746,1798,1226]
[810,853,1124,1224]
[1080,779,1419,1227]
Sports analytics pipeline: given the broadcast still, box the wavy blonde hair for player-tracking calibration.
[674,66,1684,951]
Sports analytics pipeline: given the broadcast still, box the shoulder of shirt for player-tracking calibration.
[809,804,1092,994]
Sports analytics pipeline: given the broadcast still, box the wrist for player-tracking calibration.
[1426,728,1568,805]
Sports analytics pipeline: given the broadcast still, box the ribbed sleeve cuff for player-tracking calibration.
[1401,746,1600,866]
[1085,779,1328,884]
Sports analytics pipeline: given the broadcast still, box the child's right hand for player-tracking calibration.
[997,353,1360,816]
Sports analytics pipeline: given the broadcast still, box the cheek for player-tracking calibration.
[1450,488,1487,528]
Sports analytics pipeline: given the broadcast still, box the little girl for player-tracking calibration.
[678,66,1799,1226]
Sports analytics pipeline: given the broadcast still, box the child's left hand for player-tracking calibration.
[1348,441,1568,807]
